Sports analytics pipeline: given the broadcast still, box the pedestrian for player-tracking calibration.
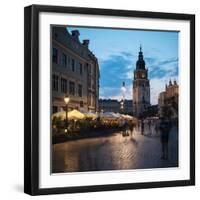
[122,120,129,136]
[137,120,140,131]
[141,119,144,135]
[148,120,151,135]
[159,117,172,160]
[155,119,160,136]
[125,120,129,134]
[148,120,151,129]
[129,122,134,135]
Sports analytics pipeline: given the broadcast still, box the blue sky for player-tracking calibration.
[68,26,179,105]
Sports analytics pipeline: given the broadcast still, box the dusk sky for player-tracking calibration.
[68,26,179,105]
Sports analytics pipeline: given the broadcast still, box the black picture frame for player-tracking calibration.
[24,4,195,196]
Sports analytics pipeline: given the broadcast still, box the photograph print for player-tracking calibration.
[51,25,179,174]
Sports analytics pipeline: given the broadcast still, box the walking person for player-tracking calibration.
[148,120,151,135]
[159,117,172,160]
[137,120,140,131]
[122,120,129,137]
[155,119,160,136]
[141,119,144,135]
[119,119,125,132]
[129,121,134,137]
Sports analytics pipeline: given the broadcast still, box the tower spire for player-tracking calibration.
[140,43,142,52]
[136,44,145,70]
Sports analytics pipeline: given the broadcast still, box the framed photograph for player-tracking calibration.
[24,4,195,195]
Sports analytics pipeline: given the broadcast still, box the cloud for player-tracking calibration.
[120,51,134,59]
[100,52,134,88]
[99,87,120,98]
[145,57,157,65]
[99,51,178,105]
[159,58,178,65]
[148,57,178,79]
[100,85,133,101]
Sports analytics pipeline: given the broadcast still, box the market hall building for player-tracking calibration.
[52,26,100,113]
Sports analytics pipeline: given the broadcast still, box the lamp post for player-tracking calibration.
[64,95,70,133]
[120,81,126,114]
[120,100,124,113]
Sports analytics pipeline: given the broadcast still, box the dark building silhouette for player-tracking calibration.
[99,99,133,114]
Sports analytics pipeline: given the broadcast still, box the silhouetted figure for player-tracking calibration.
[159,117,172,160]
[148,120,151,129]
[129,122,134,135]
[138,121,140,131]
[148,120,152,135]
[122,121,130,137]
[141,119,144,135]
[155,120,159,136]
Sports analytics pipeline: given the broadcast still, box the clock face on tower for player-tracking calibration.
[141,72,145,78]
[135,71,146,79]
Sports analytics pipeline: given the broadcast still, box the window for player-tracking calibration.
[61,78,67,93]
[52,75,59,91]
[88,64,91,74]
[61,53,67,68]
[69,81,75,95]
[88,93,92,106]
[78,84,82,97]
[79,63,83,75]
[53,48,58,64]
[52,106,58,114]
[71,59,75,71]
[88,77,92,89]
[68,56,71,67]
[80,101,83,107]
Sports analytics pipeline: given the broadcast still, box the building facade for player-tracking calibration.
[133,46,151,117]
[124,100,134,115]
[99,99,133,114]
[99,99,120,113]
[52,26,100,113]
[158,80,179,118]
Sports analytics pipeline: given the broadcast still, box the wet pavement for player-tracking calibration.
[52,126,178,173]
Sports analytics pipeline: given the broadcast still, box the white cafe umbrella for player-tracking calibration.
[82,111,98,119]
[52,109,85,120]
[100,112,120,119]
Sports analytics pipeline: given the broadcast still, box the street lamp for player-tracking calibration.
[64,95,70,133]
[120,82,126,114]
[120,100,124,113]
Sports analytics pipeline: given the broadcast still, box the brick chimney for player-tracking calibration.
[82,39,89,48]
[71,30,80,41]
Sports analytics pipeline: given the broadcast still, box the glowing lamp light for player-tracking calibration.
[64,96,70,104]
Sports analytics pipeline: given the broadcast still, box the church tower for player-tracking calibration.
[133,45,150,117]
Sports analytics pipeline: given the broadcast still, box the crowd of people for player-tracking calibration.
[120,117,175,160]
